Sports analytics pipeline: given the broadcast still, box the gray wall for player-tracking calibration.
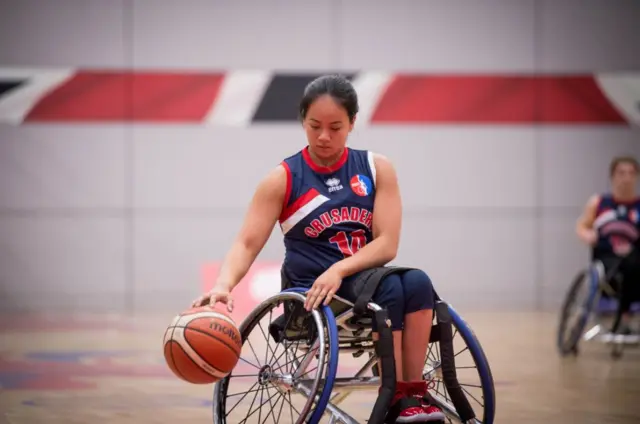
[1,0,639,313]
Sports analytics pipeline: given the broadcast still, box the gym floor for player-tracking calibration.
[1,311,639,424]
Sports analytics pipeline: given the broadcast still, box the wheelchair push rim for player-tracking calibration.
[212,291,337,424]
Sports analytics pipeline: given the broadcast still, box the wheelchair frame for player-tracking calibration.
[557,257,640,359]
[212,286,496,424]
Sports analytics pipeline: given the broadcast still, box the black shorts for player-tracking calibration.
[595,250,640,310]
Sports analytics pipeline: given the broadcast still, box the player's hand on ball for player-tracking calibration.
[305,266,343,311]
[192,287,234,313]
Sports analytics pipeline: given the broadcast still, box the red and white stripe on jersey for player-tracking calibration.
[279,187,330,235]
[593,208,616,230]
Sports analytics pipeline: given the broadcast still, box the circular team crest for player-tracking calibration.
[350,174,372,197]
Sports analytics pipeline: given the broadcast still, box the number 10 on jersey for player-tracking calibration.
[329,229,366,257]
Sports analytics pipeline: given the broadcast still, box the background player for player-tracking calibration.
[193,75,445,422]
[576,155,640,334]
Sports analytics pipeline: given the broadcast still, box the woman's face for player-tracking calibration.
[612,162,638,193]
[302,94,355,161]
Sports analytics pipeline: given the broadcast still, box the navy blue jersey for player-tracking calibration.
[593,193,640,256]
[279,147,377,285]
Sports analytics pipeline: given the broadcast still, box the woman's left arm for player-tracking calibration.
[304,154,402,310]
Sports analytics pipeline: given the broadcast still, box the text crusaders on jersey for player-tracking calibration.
[278,147,377,284]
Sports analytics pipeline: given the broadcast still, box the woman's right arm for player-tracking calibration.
[576,194,600,246]
[193,164,288,309]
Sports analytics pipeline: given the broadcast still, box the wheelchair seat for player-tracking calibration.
[268,295,372,345]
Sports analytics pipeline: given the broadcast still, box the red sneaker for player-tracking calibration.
[405,380,445,422]
[420,404,445,422]
[386,382,429,423]
[394,397,431,423]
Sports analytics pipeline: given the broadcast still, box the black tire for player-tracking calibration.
[557,269,597,356]
[212,292,332,424]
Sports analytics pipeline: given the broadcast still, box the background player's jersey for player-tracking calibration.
[279,147,377,285]
[593,193,640,257]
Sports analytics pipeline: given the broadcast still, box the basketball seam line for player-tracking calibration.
[181,310,237,328]
[167,339,223,380]
[168,326,190,382]
[179,325,242,360]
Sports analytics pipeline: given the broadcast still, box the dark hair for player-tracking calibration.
[299,74,359,123]
[609,155,639,177]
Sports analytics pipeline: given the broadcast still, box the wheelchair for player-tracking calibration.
[212,267,496,424]
[557,230,640,359]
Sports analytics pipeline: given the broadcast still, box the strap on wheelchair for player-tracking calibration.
[368,309,396,424]
[352,266,414,316]
[435,301,476,422]
[350,267,408,423]
[352,268,476,420]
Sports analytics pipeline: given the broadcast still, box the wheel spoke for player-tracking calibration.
[218,295,330,424]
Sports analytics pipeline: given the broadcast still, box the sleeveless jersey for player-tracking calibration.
[593,193,640,256]
[278,147,377,285]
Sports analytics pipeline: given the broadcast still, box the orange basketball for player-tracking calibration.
[163,306,242,384]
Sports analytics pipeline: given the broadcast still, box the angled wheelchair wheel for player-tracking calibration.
[423,304,496,424]
[212,289,338,424]
[556,266,600,356]
[367,302,495,423]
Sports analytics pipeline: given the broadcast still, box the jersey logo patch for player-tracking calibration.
[325,177,343,193]
[350,174,372,197]
[617,205,627,216]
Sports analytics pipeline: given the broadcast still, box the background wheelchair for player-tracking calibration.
[212,268,496,424]
[557,229,640,359]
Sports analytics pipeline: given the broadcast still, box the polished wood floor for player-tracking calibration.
[0,311,638,423]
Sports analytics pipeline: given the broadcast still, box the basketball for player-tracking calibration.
[163,306,242,384]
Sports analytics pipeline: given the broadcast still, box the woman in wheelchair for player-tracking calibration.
[193,75,445,422]
[576,155,640,334]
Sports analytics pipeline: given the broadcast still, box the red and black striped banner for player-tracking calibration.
[0,68,638,126]
[252,73,357,122]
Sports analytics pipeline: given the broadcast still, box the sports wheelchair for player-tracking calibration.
[212,267,496,424]
[557,230,640,359]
